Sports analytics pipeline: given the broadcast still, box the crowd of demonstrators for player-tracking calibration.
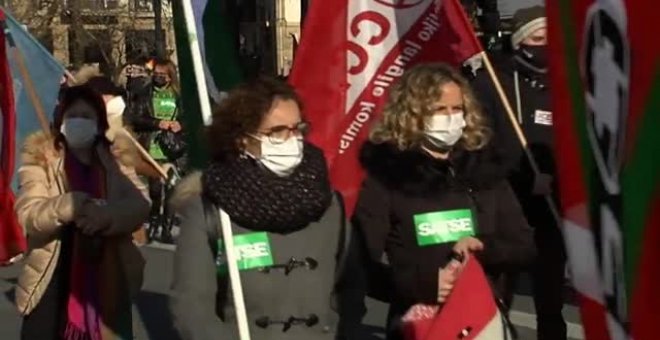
[9,5,573,340]
[353,64,535,340]
[14,85,149,339]
[472,6,567,340]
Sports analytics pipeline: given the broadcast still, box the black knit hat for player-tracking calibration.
[511,5,547,49]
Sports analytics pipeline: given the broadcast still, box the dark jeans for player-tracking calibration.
[532,218,568,340]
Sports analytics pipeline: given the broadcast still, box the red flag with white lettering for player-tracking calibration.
[0,9,26,264]
[290,0,482,215]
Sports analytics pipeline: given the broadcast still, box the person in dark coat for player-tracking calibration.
[125,58,185,243]
[471,6,568,340]
[353,63,535,340]
[169,78,355,340]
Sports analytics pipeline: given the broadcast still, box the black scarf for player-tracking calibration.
[202,143,333,234]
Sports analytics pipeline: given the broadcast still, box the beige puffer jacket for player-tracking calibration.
[13,131,150,315]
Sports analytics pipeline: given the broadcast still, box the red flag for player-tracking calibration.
[290,0,482,215]
[402,258,509,339]
[547,0,660,338]
[0,9,27,264]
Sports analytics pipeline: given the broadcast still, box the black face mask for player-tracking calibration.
[153,75,169,88]
[516,45,548,72]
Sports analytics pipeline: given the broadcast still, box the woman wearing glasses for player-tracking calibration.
[169,78,351,339]
[353,64,535,339]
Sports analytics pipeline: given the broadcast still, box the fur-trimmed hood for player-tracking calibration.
[359,141,507,195]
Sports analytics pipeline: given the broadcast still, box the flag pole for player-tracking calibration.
[179,1,251,340]
[117,128,168,179]
[450,0,561,224]
[9,41,50,134]
[480,51,562,224]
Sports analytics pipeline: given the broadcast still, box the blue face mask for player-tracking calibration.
[61,117,98,148]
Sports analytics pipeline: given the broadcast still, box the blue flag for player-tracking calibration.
[2,7,64,189]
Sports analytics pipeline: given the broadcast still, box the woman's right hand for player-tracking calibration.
[437,258,464,303]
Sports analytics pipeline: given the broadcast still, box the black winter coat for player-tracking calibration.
[352,142,535,310]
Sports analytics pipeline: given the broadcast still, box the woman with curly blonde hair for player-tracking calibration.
[354,63,535,339]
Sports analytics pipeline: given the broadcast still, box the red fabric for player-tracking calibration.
[0,9,27,264]
[289,0,482,216]
[402,258,499,340]
[630,195,660,340]
[547,1,660,339]
[63,151,106,339]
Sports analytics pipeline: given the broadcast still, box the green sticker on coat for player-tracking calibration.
[414,209,475,246]
[216,232,274,274]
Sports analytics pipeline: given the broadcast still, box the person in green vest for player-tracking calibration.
[125,58,183,243]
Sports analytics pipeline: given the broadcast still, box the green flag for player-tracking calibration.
[172,0,243,169]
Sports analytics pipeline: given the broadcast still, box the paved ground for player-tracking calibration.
[0,244,583,339]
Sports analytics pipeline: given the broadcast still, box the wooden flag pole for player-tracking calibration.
[10,43,50,134]
[479,51,562,224]
[117,128,168,180]
[180,1,252,339]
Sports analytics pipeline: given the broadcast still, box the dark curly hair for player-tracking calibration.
[207,77,303,161]
[53,84,111,150]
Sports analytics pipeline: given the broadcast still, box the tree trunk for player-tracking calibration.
[68,0,86,67]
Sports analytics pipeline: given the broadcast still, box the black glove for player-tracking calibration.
[532,173,553,196]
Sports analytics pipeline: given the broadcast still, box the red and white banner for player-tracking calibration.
[290,0,482,215]
[402,258,509,340]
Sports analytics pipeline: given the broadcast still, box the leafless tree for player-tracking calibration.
[8,0,174,80]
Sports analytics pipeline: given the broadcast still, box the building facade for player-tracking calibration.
[4,0,176,74]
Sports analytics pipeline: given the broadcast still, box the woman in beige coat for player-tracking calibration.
[14,85,150,339]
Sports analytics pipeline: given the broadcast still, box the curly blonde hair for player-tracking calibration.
[370,63,490,151]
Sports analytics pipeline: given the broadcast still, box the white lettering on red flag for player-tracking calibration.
[290,0,482,215]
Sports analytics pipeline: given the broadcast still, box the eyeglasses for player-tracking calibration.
[253,121,310,144]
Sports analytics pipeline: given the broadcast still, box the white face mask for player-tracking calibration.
[106,96,126,118]
[424,112,466,149]
[61,118,98,149]
[257,136,304,177]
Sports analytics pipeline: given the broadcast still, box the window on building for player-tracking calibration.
[130,0,153,12]
[68,28,112,65]
[70,0,120,11]
[125,29,166,63]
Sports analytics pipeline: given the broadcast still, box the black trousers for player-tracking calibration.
[21,278,67,340]
[532,217,568,340]
[148,176,165,219]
